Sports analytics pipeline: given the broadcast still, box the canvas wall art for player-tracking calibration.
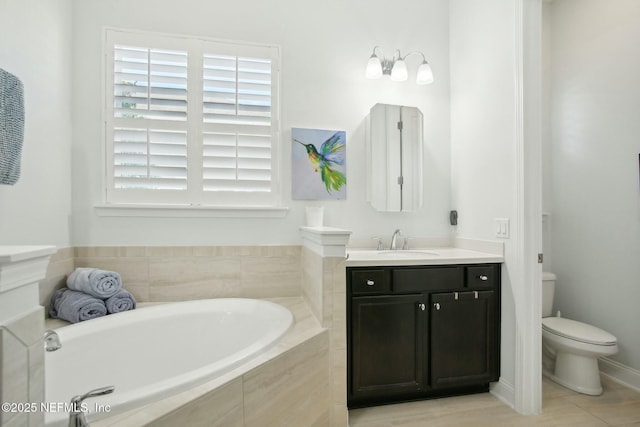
[292,128,346,200]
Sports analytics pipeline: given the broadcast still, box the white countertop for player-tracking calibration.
[346,247,504,267]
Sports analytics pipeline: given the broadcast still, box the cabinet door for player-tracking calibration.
[430,291,497,388]
[349,294,425,401]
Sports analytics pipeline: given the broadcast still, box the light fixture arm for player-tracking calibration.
[366,46,434,84]
[400,51,427,63]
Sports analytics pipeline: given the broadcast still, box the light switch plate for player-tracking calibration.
[495,218,510,239]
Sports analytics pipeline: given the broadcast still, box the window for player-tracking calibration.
[104,29,281,209]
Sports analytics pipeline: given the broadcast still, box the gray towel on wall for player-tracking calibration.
[0,68,25,185]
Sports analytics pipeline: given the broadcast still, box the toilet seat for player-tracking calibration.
[542,317,617,346]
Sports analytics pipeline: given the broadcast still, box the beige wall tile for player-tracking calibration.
[40,248,75,308]
[302,247,323,324]
[243,332,330,426]
[145,246,194,258]
[333,404,349,427]
[28,341,45,427]
[332,349,347,406]
[75,246,147,258]
[4,307,44,346]
[241,255,301,298]
[1,412,28,427]
[42,245,306,303]
[150,378,244,427]
[49,246,74,263]
[0,329,28,410]
[148,257,241,301]
[1,309,46,426]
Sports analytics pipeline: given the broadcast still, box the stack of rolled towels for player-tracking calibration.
[49,267,136,323]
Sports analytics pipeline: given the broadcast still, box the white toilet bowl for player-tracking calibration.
[542,316,618,395]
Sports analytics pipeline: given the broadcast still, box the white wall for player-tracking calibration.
[70,0,452,246]
[449,0,520,401]
[546,0,640,372]
[0,0,73,248]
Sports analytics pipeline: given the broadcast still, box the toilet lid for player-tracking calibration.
[542,317,617,345]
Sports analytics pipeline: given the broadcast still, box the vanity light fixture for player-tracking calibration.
[365,46,434,85]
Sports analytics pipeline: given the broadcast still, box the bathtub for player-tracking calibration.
[44,298,293,427]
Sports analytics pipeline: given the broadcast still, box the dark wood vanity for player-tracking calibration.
[347,263,501,408]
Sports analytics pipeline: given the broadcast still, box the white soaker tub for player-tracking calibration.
[44,298,293,427]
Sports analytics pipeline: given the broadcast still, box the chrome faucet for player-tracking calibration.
[44,329,62,352]
[390,229,402,250]
[68,386,115,427]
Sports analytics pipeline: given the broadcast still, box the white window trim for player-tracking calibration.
[99,28,286,217]
[94,203,289,218]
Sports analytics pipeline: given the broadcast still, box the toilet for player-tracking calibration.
[542,272,618,395]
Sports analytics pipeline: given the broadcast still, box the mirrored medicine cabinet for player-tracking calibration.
[366,103,423,212]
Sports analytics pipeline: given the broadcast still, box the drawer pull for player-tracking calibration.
[434,303,441,310]
[366,280,375,286]
[479,275,488,281]
[419,303,426,311]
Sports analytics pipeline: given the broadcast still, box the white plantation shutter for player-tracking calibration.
[202,132,272,192]
[113,128,188,190]
[105,29,280,206]
[113,46,188,122]
[202,50,273,192]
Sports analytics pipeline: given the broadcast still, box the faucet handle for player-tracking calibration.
[70,386,115,407]
[69,386,115,427]
[372,237,384,251]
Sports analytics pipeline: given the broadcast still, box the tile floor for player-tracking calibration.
[349,376,640,426]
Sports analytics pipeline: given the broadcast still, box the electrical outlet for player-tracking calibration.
[495,218,510,239]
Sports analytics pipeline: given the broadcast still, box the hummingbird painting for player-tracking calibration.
[294,130,346,194]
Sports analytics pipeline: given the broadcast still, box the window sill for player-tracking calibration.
[94,203,290,218]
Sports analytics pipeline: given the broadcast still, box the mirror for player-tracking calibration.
[366,103,423,212]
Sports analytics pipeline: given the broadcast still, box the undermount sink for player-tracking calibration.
[375,250,440,258]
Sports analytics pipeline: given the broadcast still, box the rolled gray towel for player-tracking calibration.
[105,289,136,314]
[67,267,122,299]
[49,288,107,323]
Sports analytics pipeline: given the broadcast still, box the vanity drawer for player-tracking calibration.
[392,267,464,292]
[466,265,498,289]
[351,269,390,294]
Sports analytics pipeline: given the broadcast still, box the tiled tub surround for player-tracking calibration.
[45,297,329,427]
[1,307,46,427]
[38,245,336,426]
[1,246,56,427]
[39,245,302,311]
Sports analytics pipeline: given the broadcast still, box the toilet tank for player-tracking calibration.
[542,272,556,317]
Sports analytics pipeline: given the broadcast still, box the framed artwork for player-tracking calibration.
[292,128,346,200]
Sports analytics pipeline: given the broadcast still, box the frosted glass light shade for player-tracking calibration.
[366,55,383,79]
[390,59,408,81]
[416,62,434,85]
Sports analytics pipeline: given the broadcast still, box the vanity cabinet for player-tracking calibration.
[347,263,500,408]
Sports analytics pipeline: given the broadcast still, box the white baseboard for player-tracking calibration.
[489,359,639,412]
[599,357,640,392]
[490,378,515,409]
